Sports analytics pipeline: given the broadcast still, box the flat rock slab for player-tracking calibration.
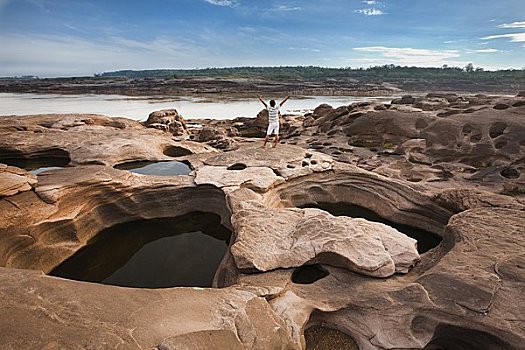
[201,145,334,180]
[0,268,296,350]
[231,204,419,277]
[195,165,285,192]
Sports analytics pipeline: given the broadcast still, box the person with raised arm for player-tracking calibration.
[258,95,290,148]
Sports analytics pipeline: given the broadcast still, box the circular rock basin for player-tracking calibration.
[49,212,231,288]
[301,202,442,253]
[114,160,192,176]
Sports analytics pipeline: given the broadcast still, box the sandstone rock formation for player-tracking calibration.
[144,108,188,136]
[0,93,524,350]
[0,164,37,197]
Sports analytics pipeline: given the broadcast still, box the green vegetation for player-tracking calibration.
[97,65,525,87]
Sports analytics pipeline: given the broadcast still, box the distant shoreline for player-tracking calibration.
[1,74,523,97]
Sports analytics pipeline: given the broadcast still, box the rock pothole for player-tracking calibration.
[227,163,247,171]
[50,212,231,288]
[114,160,192,175]
[291,264,329,284]
[489,122,508,139]
[0,147,71,171]
[423,324,511,350]
[500,167,520,179]
[163,145,193,157]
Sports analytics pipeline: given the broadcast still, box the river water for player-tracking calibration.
[0,93,396,121]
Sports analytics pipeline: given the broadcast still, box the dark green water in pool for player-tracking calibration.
[300,202,441,253]
[114,160,191,176]
[50,212,230,288]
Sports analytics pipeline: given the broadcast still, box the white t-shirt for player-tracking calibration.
[268,106,280,123]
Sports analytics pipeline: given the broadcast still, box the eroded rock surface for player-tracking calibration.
[0,94,524,350]
[231,202,419,277]
[0,164,37,197]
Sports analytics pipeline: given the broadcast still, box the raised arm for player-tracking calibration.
[258,95,268,108]
[279,95,291,107]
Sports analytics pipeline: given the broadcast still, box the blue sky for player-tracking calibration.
[0,0,524,76]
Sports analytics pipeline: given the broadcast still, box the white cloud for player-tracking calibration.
[443,39,468,44]
[363,0,377,4]
[482,33,525,42]
[469,48,499,53]
[270,5,302,11]
[204,0,239,7]
[498,21,525,29]
[289,47,321,53]
[353,46,463,66]
[355,8,385,16]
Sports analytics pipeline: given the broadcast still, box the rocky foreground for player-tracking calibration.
[0,92,524,349]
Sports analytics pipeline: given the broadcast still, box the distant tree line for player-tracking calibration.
[97,65,525,85]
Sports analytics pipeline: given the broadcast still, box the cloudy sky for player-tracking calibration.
[0,0,524,77]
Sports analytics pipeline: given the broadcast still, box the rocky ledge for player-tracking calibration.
[0,92,524,350]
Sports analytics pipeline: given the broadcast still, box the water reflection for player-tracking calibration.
[0,93,395,120]
[50,212,231,288]
[114,160,192,176]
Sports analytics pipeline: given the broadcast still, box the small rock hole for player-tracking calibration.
[500,167,520,179]
[227,163,247,171]
[292,264,329,284]
[470,133,482,143]
[163,145,193,157]
[489,122,507,139]
[495,141,507,149]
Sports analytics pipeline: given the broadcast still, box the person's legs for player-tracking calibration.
[263,135,270,147]
[272,135,280,148]
[271,123,280,148]
[264,122,278,148]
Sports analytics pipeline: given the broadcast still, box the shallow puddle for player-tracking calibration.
[30,166,64,175]
[49,212,230,288]
[114,160,191,176]
[301,202,441,253]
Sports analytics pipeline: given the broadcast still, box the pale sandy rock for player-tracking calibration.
[0,268,297,350]
[145,109,188,136]
[0,164,37,197]
[388,105,424,113]
[231,205,419,277]
[269,291,316,348]
[0,114,212,168]
[204,144,307,169]
[195,165,284,192]
[158,330,245,350]
[202,145,333,180]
